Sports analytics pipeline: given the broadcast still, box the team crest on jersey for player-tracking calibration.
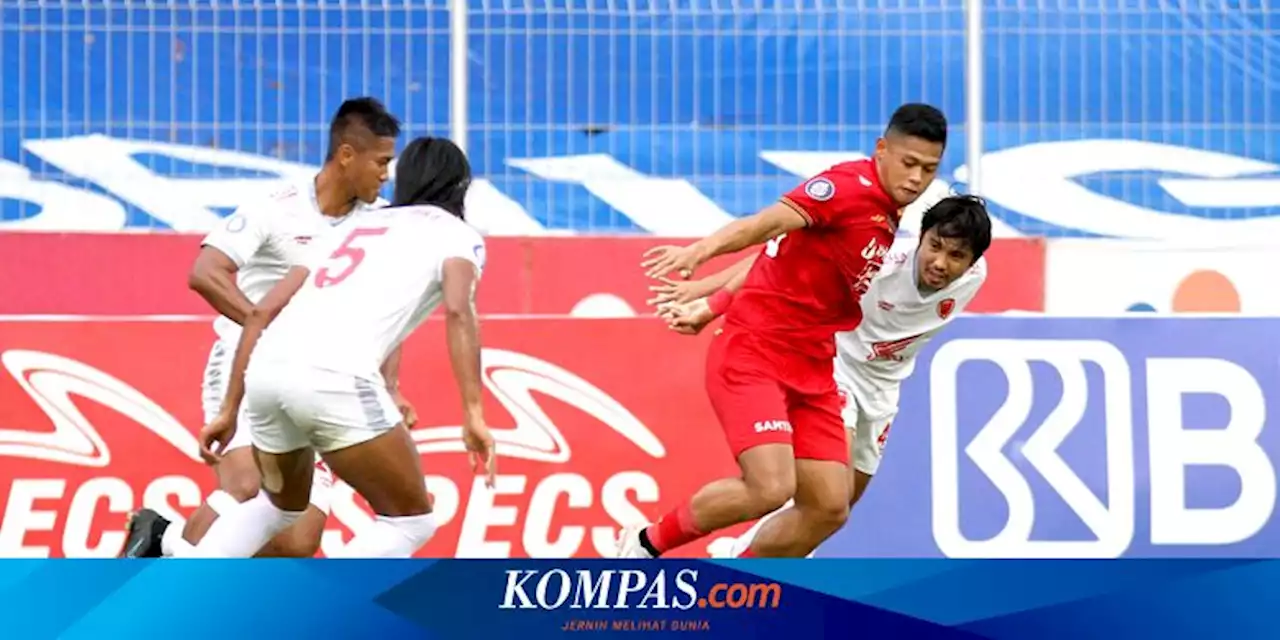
[937,298,956,319]
[804,177,835,201]
[877,300,895,311]
[225,215,247,233]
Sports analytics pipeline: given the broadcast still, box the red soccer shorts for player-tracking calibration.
[704,325,848,464]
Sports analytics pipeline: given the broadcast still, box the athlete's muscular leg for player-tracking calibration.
[742,458,850,557]
[320,425,438,558]
[637,328,802,556]
[688,444,797,531]
[736,421,880,557]
[741,392,852,557]
[182,447,257,542]
[181,447,326,557]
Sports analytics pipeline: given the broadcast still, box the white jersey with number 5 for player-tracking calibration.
[200,178,385,344]
[834,238,986,421]
[252,205,486,385]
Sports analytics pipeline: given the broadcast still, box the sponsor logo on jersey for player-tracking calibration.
[752,420,792,434]
[877,300,895,312]
[868,334,925,362]
[860,238,885,261]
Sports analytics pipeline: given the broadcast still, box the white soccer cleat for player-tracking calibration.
[613,523,655,559]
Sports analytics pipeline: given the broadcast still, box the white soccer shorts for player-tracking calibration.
[243,359,404,455]
[833,367,898,477]
[202,339,335,512]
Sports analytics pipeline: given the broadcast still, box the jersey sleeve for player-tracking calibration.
[437,223,487,278]
[201,204,271,267]
[780,169,870,228]
[950,257,988,314]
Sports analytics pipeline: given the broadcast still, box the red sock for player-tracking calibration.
[735,547,756,558]
[645,502,704,554]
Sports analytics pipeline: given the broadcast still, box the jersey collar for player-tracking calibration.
[309,174,354,227]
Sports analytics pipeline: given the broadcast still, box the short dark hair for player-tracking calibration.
[393,136,472,218]
[326,97,401,161]
[920,194,991,261]
[886,103,948,146]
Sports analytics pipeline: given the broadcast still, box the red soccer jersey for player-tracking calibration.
[724,158,901,360]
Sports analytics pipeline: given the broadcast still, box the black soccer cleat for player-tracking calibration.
[120,508,170,558]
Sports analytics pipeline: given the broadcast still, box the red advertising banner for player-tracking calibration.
[0,233,1045,316]
[0,317,749,558]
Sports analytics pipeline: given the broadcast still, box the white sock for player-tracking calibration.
[330,513,438,558]
[189,492,303,558]
[164,489,239,558]
[732,499,795,557]
[161,521,195,558]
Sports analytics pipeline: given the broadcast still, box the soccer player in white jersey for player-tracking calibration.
[652,195,991,557]
[184,136,496,558]
[120,97,402,559]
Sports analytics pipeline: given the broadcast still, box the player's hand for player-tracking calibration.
[391,389,418,428]
[462,416,497,489]
[198,410,237,465]
[642,245,704,280]
[659,298,716,335]
[646,276,711,307]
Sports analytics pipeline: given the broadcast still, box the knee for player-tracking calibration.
[805,496,850,533]
[267,513,325,558]
[216,453,262,502]
[744,474,795,515]
[219,473,262,502]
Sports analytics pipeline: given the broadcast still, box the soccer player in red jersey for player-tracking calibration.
[617,103,948,558]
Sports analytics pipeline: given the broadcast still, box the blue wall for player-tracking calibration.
[2,0,1277,235]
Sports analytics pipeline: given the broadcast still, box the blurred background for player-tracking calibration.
[0,0,1277,559]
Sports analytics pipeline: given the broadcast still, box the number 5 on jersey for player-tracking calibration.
[314,227,388,288]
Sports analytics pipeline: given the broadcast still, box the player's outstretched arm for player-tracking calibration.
[648,253,757,307]
[642,203,808,280]
[441,258,484,425]
[188,247,255,325]
[719,252,758,294]
[690,202,809,265]
[442,257,497,486]
[219,266,309,422]
[380,345,417,428]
